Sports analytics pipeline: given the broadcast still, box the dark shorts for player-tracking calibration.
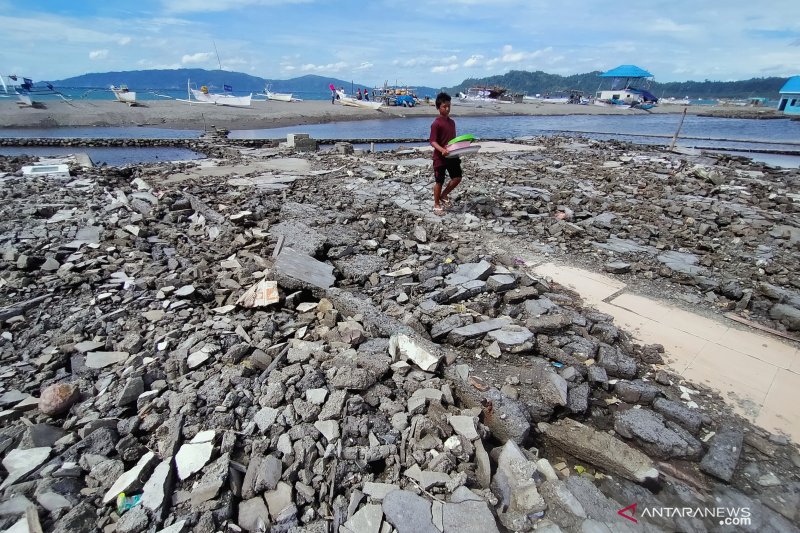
[433,158,462,185]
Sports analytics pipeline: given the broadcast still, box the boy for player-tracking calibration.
[429,92,462,216]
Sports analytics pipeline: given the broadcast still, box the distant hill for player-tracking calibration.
[445,70,790,99]
[48,69,440,96]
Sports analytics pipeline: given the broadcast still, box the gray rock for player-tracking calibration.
[597,345,637,379]
[486,325,534,352]
[769,304,800,330]
[445,260,494,285]
[1,446,51,489]
[382,490,438,533]
[539,479,587,530]
[448,318,512,344]
[442,500,500,533]
[567,382,590,413]
[614,380,660,405]
[700,426,744,482]
[116,377,144,407]
[116,506,149,533]
[614,408,702,459]
[652,397,703,434]
[238,496,271,532]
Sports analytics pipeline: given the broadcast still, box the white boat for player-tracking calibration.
[184,81,252,107]
[110,85,136,105]
[660,96,691,105]
[335,89,383,110]
[1,74,71,107]
[457,86,514,105]
[265,87,292,102]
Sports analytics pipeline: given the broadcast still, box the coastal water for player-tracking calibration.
[2,114,799,167]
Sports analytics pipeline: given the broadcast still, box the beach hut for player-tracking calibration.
[778,76,800,115]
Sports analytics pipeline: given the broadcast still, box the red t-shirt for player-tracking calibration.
[430,116,456,167]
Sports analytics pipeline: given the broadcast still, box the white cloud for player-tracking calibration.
[464,55,484,67]
[89,49,108,60]
[118,36,131,46]
[296,61,348,73]
[354,62,373,70]
[181,52,214,65]
[431,63,459,73]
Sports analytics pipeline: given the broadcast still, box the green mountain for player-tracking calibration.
[445,70,790,99]
[48,69,440,96]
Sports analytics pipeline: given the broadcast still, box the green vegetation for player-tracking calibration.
[49,68,790,99]
[445,70,790,99]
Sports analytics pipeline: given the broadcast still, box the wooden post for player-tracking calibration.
[669,107,688,152]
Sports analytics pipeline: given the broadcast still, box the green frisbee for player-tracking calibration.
[447,134,475,145]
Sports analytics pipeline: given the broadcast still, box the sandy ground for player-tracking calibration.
[0,98,784,131]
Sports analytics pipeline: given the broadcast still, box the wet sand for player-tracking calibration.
[0,99,783,131]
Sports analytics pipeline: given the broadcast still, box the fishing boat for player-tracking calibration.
[660,96,691,105]
[457,86,513,105]
[1,74,71,107]
[594,65,658,109]
[110,85,136,105]
[371,83,419,107]
[335,89,383,110]
[183,80,252,107]
[264,86,293,102]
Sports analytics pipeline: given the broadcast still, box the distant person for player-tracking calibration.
[330,83,336,104]
[364,89,369,101]
[357,89,363,100]
[338,87,343,100]
[429,92,463,216]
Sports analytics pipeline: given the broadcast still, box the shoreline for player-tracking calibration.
[0,99,787,131]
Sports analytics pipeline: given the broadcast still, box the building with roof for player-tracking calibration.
[595,65,658,107]
[778,76,800,116]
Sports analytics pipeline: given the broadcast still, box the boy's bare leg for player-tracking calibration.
[440,177,461,203]
[433,182,443,208]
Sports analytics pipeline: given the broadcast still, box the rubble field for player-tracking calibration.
[0,135,799,533]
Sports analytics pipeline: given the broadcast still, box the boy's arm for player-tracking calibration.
[430,141,449,157]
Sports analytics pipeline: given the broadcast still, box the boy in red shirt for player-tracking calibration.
[429,92,462,216]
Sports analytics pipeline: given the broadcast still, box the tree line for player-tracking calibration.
[445,70,790,99]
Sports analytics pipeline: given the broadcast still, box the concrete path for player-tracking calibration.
[530,261,800,444]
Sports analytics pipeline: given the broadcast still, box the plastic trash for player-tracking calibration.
[116,492,142,514]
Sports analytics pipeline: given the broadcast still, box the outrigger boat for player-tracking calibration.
[110,84,136,105]
[180,80,252,107]
[1,74,71,107]
[335,89,383,110]
[264,85,293,102]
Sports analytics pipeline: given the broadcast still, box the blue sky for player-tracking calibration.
[1,0,799,86]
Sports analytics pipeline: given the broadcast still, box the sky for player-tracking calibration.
[1,0,799,87]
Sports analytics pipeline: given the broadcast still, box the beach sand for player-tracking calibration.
[0,99,782,131]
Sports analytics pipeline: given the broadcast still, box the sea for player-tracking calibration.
[1,89,798,168]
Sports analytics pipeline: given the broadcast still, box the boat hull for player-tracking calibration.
[112,89,136,104]
[335,90,383,110]
[190,89,252,107]
[266,91,292,102]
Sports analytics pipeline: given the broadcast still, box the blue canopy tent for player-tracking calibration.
[599,65,653,78]
[598,65,658,102]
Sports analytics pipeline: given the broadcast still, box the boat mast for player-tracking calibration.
[213,40,223,70]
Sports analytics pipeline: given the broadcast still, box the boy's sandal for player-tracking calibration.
[433,206,446,216]
[441,198,453,208]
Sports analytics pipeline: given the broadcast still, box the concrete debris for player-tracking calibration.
[0,142,798,533]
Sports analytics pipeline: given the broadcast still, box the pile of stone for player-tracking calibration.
[0,138,799,533]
